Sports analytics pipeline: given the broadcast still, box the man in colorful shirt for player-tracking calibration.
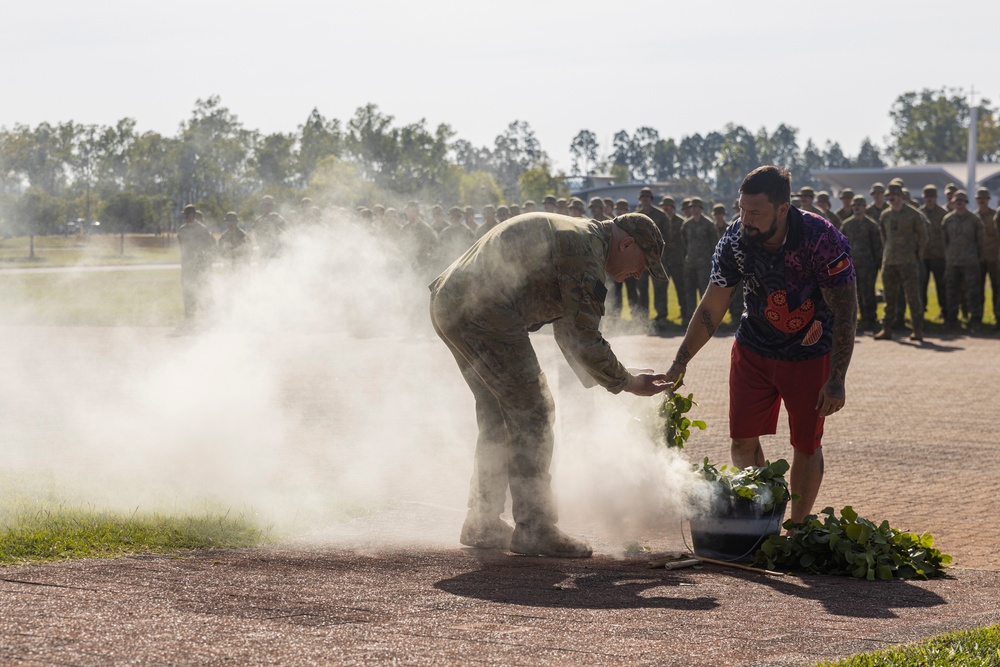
[663,166,857,525]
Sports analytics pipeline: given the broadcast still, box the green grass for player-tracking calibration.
[0,506,268,565]
[0,268,182,326]
[812,625,1000,666]
[0,234,179,267]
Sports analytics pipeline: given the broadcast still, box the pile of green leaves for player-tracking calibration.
[658,389,706,449]
[753,506,952,580]
[697,458,795,512]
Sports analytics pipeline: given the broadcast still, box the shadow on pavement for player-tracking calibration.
[434,551,719,611]
[721,569,948,618]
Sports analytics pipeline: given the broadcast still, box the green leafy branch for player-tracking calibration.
[658,384,706,449]
[697,458,797,512]
[753,506,952,580]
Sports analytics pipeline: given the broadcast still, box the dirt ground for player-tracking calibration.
[1,323,999,665]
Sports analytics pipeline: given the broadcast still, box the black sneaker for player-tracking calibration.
[510,523,592,558]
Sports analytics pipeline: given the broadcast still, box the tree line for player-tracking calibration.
[1,88,997,236]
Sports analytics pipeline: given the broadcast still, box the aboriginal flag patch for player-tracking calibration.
[827,252,852,276]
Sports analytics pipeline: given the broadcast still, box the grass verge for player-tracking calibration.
[812,624,1000,666]
[0,507,268,565]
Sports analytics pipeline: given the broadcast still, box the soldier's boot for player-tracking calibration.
[873,325,893,340]
[510,522,592,558]
[460,511,514,550]
[909,320,924,342]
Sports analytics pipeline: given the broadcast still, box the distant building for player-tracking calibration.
[813,163,1000,204]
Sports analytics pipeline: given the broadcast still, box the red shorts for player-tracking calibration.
[729,342,830,454]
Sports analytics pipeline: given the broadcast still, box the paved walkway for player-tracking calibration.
[1,325,998,665]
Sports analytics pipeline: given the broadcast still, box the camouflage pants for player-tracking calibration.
[429,296,557,527]
[181,269,210,320]
[922,258,947,318]
[682,260,711,322]
[980,260,1000,321]
[664,254,686,320]
[881,263,923,327]
[854,265,879,324]
[946,263,982,323]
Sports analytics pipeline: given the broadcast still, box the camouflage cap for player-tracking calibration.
[638,186,654,198]
[689,197,704,209]
[543,195,557,205]
[660,196,676,206]
[798,186,815,197]
[921,184,937,195]
[588,196,604,208]
[614,213,668,282]
[556,198,568,207]
[614,198,630,210]
[464,205,475,213]
[816,191,830,203]
[953,189,969,202]
[944,182,958,193]
[448,206,462,216]
[888,177,905,189]
[569,197,586,211]
[886,183,905,196]
[681,197,692,208]
[522,200,536,208]
[851,195,867,206]
[224,211,239,221]
[496,205,510,216]
[182,204,197,216]
[976,187,991,199]
[839,188,855,199]
[870,182,886,194]
[712,203,726,214]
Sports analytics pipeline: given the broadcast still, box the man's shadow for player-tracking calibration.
[434,551,718,611]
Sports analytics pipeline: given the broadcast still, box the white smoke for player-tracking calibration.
[1,211,714,551]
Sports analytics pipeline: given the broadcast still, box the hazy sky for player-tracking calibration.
[5,0,999,172]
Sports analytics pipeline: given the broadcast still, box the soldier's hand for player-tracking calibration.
[624,373,672,396]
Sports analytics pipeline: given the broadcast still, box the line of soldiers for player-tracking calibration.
[814,180,999,337]
[178,179,1000,338]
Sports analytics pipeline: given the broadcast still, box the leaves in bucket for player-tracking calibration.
[696,458,796,512]
[753,506,952,580]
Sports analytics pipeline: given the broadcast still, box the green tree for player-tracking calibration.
[518,162,567,204]
[253,132,295,188]
[490,120,546,200]
[296,108,342,187]
[855,138,885,168]
[569,129,598,176]
[458,170,503,207]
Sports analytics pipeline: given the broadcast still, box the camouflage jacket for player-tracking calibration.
[177,222,216,274]
[919,204,948,260]
[839,215,883,269]
[681,215,718,265]
[429,214,629,393]
[978,207,998,260]
[878,205,927,266]
[943,211,984,266]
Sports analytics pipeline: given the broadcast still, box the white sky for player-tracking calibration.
[4,0,999,172]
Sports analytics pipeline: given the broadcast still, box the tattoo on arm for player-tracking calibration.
[699,309,717,337]
[822,282,857,382]
[675,346,693,366]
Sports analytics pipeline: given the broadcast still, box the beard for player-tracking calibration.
[740,215,779,246]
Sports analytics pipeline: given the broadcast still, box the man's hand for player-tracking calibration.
[662,361,686,391]
[624,373,672,396]
[816,377,845,416]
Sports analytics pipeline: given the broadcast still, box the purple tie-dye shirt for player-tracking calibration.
[711,207,855,360]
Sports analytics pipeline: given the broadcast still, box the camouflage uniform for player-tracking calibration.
[428,214,643,528]
[680,213,718,322]
[638,203,670,324]
[436,223,476,274]
[401,219,440,283]
[840,210,883,330]
[942,209,984,325]
[878,204,927,331]
[177,219,216,320]
[218,225,249,270]
[918,201,948,319]
[662,212,686,319]
[978,204,999,322]
[253,212,288,261]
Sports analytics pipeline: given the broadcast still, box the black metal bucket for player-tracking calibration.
[689,497,787,563]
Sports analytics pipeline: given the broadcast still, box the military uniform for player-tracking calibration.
[978,203,999,323]
[942,208,984,325]
[253,212,288,260]
[218,225,249,269]
[840,209,883,331]
[680,212,718,322]
[638,203,670,324]
[835,189,855,223]
[918,201,948,319]
[437,223,476,274]
[877,203,927,335]
[177,218,216,321]
[428,213,662,542]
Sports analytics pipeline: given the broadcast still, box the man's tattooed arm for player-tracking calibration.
[821,281,858,384]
